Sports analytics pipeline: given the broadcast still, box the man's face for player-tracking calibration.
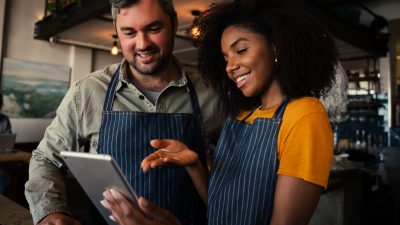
[115,0,177,75]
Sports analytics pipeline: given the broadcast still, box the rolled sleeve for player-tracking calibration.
[25,84,82,224]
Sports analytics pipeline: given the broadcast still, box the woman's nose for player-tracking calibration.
[226,59,239,75]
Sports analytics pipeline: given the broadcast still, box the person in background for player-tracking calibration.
[0,93,12,133]
[24,0,224,225]
[0,93,12,193]
[101,1,337,225]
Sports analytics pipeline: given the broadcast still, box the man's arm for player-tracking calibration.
[25,84,83,224]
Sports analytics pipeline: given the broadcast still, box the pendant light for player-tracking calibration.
[111,34,119,55]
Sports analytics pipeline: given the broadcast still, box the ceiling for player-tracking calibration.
[34,0,395,65]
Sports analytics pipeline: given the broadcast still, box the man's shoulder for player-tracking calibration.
[184,67,212,92]
[74,63,119,88]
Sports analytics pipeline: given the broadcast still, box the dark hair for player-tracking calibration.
[193,1,337,116]
[110,0,177,28]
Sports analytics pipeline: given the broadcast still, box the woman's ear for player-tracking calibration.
[272,45,278,63]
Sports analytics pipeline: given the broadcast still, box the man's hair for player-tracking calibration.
[192,1,338,116]
[110,0,177,27]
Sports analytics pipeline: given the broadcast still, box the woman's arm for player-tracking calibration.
[183,158,209,203]
[270,175,323,225]
[141,139,209,203]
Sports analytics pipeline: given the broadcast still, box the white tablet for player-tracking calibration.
[60,151,139,224]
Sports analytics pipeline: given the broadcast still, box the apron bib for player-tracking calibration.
[208,98,288,225]
[94,66,207,225]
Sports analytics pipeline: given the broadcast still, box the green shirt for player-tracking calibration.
[25,58,225,224]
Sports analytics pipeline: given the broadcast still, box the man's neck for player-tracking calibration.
[128,60,180,92]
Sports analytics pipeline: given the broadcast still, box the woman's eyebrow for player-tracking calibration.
[230,38,248,48]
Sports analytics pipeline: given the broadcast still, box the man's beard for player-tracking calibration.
[129,46,172,76]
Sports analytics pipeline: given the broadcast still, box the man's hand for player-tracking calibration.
[102,189,181,225]
[38,213,81,225]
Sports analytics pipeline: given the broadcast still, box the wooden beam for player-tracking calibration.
[281,0,388,57]
[34,0,110,41]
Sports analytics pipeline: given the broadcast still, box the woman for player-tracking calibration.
[101,1,337,225]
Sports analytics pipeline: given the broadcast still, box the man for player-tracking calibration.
[0,93,12,193]
[0,94,12,133]
[25,0,224,224]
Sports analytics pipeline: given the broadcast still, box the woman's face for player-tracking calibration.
[221,25,275,97]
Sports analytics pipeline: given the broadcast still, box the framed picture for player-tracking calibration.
[1,58,70,118]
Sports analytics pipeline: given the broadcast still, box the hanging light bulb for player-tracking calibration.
[190,26,201,39]
[111,34,119,55]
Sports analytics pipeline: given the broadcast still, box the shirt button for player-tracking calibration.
[139,95,145,100]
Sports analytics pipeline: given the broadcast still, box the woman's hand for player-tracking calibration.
[141,139,199,172]
[37,213,82,225]
[102,189,181,225]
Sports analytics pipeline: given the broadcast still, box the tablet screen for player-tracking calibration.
[60,151,138,224]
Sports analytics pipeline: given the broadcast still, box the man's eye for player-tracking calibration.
[148,26,162,32]
[123,31,136,37]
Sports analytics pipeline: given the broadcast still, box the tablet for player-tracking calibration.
[60,151,138,224]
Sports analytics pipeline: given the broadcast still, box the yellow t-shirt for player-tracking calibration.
[237,97,333,188]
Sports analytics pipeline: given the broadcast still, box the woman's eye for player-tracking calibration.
[237,48,247,55]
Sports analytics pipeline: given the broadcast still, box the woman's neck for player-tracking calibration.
[259,80,284,110]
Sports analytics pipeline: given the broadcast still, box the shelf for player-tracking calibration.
[348,102,383,109]
[348,76,380,82]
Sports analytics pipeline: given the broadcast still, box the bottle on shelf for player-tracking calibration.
[360,130,367,152]
[355,129,361,150]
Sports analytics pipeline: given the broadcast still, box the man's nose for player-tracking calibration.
[136,33,151,50]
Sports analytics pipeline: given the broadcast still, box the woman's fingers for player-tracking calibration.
[142,152,169,172]
[102,190,148,225]
[138,197,181,225]
[150,139,173,149]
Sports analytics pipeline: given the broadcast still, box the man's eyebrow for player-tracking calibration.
[145,20,163,29]
[119,21,163,31]
[120,27,135,31]
[230,38,248,48]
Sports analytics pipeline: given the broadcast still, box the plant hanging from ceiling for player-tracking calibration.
[46,0,82,21]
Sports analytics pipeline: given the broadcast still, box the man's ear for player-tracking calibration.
[173,16,178,34]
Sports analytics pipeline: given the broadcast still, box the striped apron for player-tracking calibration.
[208,98,288,225]
[95,67,207,225]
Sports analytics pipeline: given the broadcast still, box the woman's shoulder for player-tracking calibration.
[286,97,327,116]
[281,97,328,126]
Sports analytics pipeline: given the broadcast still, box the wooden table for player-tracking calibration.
[0,150,31,163]
[0,194,33,225]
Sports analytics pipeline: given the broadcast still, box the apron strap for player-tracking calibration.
[185,76,202,117]
[103,65,121,112]
[272,96,289,119]
[185,76,205,153]
[240,96,289,122]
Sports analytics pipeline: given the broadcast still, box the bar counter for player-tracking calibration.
[311,147,400,225]
[0,194,33,225]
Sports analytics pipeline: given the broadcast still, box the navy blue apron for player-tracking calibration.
[208,98,288,225]
[93,66,207,225]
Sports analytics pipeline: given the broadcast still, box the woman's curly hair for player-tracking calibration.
[192,1,338,116]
